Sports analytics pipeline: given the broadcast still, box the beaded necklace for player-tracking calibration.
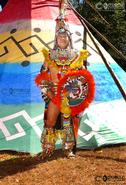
[49,48,78,66]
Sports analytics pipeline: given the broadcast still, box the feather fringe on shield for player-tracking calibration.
[52,69,95,116]
[35,72,51,86]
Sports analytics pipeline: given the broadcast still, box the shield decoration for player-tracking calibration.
[53,69,95,116]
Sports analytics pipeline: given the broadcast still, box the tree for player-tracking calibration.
[76,0,126,70]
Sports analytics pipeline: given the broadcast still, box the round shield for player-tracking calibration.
[55,69,95,116]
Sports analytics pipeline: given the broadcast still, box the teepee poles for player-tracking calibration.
[68,1,126,101]
[68,1,126,65]
[85,0,110,25]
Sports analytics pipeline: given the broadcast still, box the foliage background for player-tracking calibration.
[75,0,126,70]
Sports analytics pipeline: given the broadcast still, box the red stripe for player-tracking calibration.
[0,0,81,25]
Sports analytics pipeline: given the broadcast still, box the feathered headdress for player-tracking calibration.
[53,0,73,49]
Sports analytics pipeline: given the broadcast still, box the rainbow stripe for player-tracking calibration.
[0,0,126,154]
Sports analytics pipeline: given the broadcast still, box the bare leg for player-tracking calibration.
[46,100,60,128]
[41,101,60,159]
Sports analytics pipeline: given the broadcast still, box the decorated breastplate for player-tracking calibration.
[35,48,95,116]
[49,48,77,66]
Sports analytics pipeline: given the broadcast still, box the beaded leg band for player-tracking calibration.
[41,125,75,159]
[41,127,55,159]
[62,125,75,155]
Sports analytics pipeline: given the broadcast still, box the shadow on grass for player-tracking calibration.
[77,143,126,163]
[0,150,65,180]
[0,143,126,179]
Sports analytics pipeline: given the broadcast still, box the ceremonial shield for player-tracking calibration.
[55,69,95,116]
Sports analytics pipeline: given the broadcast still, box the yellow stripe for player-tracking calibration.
[0,30,55,63]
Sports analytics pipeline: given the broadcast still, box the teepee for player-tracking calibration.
[0,0,126,154]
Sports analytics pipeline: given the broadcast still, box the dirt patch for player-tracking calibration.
[0,145,126,185]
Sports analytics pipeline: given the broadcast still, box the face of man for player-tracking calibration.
[57,33,69,49]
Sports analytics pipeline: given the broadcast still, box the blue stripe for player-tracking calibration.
[0,63,125,104]
[89,63,126,102]
[0,63,42,74]
[0,63,42,104]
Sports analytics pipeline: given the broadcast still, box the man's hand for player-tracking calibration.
[47,90,55,100]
